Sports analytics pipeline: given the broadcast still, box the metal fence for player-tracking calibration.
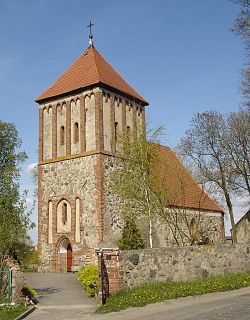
[0,269,12,304]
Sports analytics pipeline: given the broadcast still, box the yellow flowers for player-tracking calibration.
[96,271,250,314]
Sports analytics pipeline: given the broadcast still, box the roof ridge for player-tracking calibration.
[169,148,223,211]
[93,48,146,101]
[155,145,223,213]
[35,46,148,104]
[89,46,101,82]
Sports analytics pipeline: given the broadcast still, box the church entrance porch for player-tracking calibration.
[56,237,73,272]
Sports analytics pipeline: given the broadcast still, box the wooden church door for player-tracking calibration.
[67,243,72,272]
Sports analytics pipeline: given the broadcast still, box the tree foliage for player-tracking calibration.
[224,108,250,195]
[231,0,250,106]
[111,127,164,248]
[0,120,34,268]
[118,218,145,250]
[178,109,250,244]
[111,126,205,247]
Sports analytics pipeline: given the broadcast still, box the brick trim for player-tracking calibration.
[110,96,115,154]
[95,154,104,244]
[122,99,126,134]
[95,90,104,152]
[66,101,71,156]
[37,164,43,268]
[80,95,86,152]
[40,150,115,165]
[96,248,123,303]
[132,104,137,140]
[52,104,57,159]
[71,198,76,242]
[39,108,43,162]
[141,107,146,139]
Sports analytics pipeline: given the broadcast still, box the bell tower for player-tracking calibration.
[36,30,148,272]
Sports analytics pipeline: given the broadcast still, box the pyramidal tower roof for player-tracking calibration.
[35,45,148,105]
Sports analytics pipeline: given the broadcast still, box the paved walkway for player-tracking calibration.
[24,274,250,320]
[24,272,96,319]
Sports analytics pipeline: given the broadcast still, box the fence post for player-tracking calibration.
[96,248,123,305]
[0,269,12,304]
[8,270,11,303]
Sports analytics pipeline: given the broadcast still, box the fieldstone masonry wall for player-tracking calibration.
[97,245,250,301]
[38,155,99,272]
[102,155,225,247]
[6,259,25,303]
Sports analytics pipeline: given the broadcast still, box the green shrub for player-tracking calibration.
[22,265,38,272]
[26,249,38,265]
[118,219,145,250]
[78,263,99,297]
[21,285,37,299]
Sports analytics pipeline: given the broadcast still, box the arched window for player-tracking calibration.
[60,126,65,145]
[57,199,71,233]
[62,203,67,225]
[74,122,79,143]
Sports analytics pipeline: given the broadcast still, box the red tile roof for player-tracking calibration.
[35,46,148,105]
[153,145,223,213]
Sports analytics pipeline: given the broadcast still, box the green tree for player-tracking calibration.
[0,120,34,269]
[111,126,202,247]
[118,218,145,250]
[111,127,164,248]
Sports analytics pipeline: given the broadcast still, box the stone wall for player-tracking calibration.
[155,209,224,247]
[102,155,224,248]
[120,245,250,289]
[5,259,25,303]
[38,155,99,272]
[102,156,124,246]
[236,216,250,244]
[97,245,250,299]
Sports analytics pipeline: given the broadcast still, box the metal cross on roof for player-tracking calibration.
[87,20,94,46]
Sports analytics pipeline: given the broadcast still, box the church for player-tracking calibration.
[36,28,225,272]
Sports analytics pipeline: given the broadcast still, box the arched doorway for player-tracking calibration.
[66,243,72,272]
[56,237,73,272]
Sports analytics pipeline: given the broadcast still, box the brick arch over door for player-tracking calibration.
[55,236,73,272]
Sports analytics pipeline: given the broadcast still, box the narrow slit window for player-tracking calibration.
[115,122,118,142]
[62,203,67,225]
[60,126,65,145]
[127,126,131,140]
[74,122,79,143]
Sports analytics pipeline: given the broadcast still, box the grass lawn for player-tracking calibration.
[96,272,250,314]
[0,305,28,320]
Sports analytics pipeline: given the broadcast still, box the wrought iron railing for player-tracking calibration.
[100,251,109,305]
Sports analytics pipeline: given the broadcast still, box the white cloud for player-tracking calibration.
[26,162,38,173]
[25,197,33,206]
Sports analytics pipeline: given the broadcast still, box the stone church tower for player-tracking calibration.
[36,35,148,272]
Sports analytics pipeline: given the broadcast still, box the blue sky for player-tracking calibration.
[0,0,246,242]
